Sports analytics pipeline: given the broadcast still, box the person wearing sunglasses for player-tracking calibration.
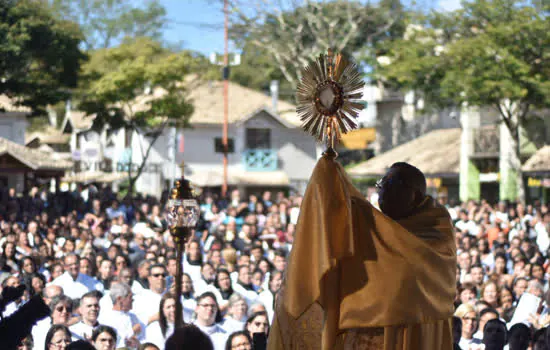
[132,263,167,326]
[32,296,74,350]
[245,311,269,338]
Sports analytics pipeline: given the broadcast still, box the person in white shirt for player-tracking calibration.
[232,265,258,307]
[97,282,142,349]
[70,291,102,341]
[193,262,216,297]
[145,293,177,350]
[192,292,228,350]
[221,294,248,334]
[258,270,283,323]
[132,263,167,326]
[32,295,73,350]
[49,253,104,300]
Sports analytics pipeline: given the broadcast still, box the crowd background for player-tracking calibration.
[0,184,549,350]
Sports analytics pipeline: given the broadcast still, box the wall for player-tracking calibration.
[0,114,27,144]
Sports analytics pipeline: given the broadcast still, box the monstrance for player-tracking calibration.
[296,49,365,157]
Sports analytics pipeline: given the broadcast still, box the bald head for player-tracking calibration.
[43,285,63,304]
[378,162,427,220]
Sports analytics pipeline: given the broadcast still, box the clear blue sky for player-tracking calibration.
[160,0,462,55]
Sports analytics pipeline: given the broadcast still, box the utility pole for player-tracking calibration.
[222,0,229,198]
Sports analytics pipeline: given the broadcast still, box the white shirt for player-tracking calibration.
[193,322,228,350]
[182,297,197,323]
[49,272,104,299]
[70,321,100,341]
[258,290,275,323]
[221,317,245,334]
[132,289,164,326]
[98,309,142,348]
[145,321,174,350]
[232,283,259,307]
[31,317,52,350]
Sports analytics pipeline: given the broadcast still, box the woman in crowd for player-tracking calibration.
[2,241,19,272]
[213,269,234,313]
[245,311,270,339]
[480,281,500,309]
[225,331,252,350]
[258,270,282,323]
[45,325,71,350]
[454,303,480,350]
[145,293,177,350]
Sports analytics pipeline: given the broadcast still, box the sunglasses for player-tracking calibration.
[254,321,269,327]
[55,305,72,313]
[151,273,166,278]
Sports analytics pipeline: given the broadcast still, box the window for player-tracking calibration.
[246,128,271,149]
[214,138,235,153]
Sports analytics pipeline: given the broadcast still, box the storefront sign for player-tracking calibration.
[426,177,442,189]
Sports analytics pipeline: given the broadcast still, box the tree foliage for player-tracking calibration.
[0,0,86,116]
[48,0,168,49]
[377,0,550,202]
[77,37,204,194]
[229,0,407,90]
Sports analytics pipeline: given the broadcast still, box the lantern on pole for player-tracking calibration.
[164,161,200,328]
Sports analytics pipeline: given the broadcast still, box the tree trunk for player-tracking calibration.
[512,130,526,204]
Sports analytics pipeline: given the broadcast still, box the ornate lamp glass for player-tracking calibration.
[164,176,199,329]
[165,179,200,240]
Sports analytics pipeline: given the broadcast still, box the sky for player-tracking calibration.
[160,0,463,56]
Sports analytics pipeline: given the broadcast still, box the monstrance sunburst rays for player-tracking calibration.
[296,49,365,151]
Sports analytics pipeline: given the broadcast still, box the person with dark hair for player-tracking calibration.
[165,324,214,350]
[245,311,269,338]
[473,308,499,341]
[225,330,252,350]
[507,323,530,350]
[133,263,167,326]
[145,293,176,350]
[258,270,282,323]
[70,292,101,341]
[91,325,117,350]
[45,324,71,350]
[193,292,228,350]
[482,319,507,350]
[50,253,103,300]
[212,269,233,312]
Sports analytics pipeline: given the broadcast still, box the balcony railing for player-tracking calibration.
[243,149,278,171]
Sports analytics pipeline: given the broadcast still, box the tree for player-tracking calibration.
[78,37,202,196]
[229,0,406,90]
[0,0,86,116]
[377,0,550,203]
[48,0,167,49]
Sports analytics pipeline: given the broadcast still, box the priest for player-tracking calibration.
[267,156,456,350]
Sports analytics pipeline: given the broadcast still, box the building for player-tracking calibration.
[523,146,550,203]
[347,128,462,202]
[62,80,319,197]
[0,96,71,193]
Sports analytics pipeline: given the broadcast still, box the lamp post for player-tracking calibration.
[164,161,200,329]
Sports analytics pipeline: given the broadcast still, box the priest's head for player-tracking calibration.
[376,162,427,220]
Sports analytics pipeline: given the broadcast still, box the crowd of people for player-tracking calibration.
[0,183,549,350]
[0,185,296,350]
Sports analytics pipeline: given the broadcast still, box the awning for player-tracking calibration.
[339,128,376,150]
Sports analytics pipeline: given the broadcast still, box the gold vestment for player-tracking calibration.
[267,155,456,350]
